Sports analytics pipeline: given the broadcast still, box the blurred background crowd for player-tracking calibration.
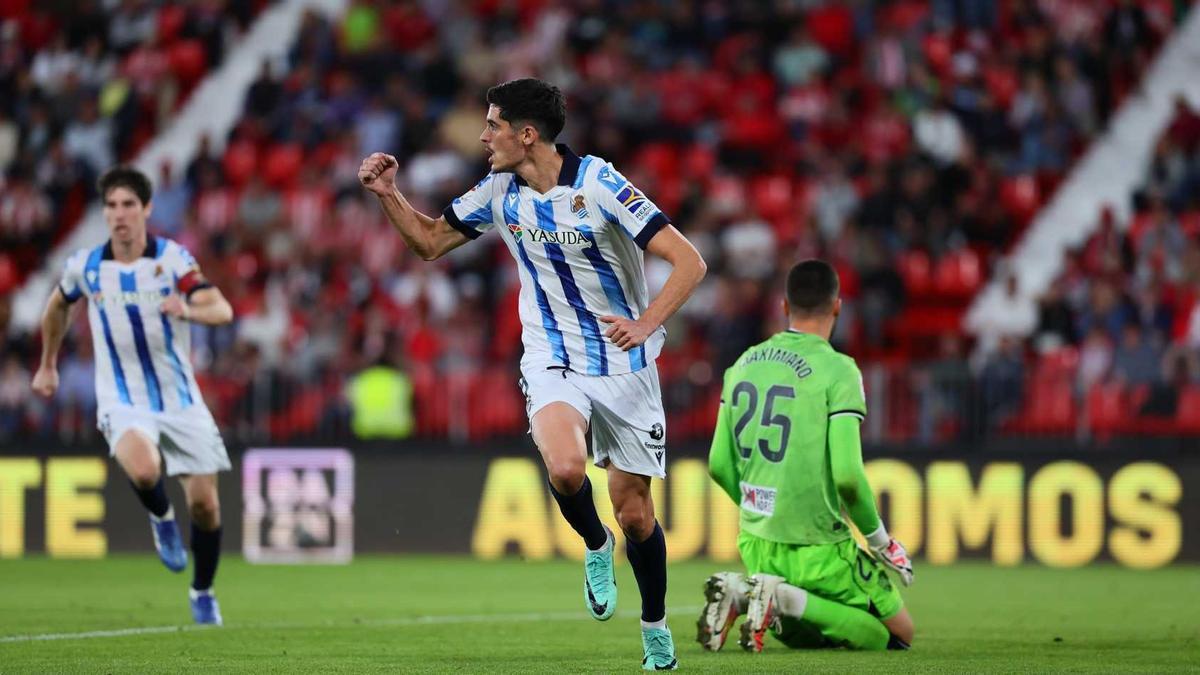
[1,0,1198,447]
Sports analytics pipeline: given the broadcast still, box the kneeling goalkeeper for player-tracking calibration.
[698,259,915,653]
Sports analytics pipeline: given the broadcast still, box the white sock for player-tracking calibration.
[772,583,809,619]
[641,616,667,630]
[730,574,750,614]
[150,505,175,523]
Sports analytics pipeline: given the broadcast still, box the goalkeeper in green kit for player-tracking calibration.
[697,259,915,653]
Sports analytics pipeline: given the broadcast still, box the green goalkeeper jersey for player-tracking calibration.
[708,330,881,546]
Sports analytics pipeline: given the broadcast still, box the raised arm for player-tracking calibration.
[358,152,469,261]
[31,288,74,398]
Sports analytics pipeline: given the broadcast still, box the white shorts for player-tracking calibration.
[520,363,668,479]
[98,406,231,476]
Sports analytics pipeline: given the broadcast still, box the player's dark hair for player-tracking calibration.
[786,259,840,315]
[486,78,566,142]
[98,165,153,206]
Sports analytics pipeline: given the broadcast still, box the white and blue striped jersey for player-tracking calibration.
[443,145,668,376]
[58,236,211,414]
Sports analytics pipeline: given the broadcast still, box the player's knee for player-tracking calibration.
[546,456,586,494]
[614,503,653,541]
[127,465,160,488]
[188,496,220,528]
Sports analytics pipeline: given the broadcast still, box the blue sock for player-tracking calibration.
[131,477,170,519]
[548,476,608,550]
[191,524,221,591]
[625,521,667,623]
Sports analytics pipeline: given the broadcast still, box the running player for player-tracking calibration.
[31,166,234,625]
[359,78,706,670]
[697,259,915,653]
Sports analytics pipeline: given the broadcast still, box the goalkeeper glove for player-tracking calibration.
[866,525,913,586]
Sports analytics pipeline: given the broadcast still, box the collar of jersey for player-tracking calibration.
[511,144,581,189]
[784,328,829,344]
[102,235,159,261]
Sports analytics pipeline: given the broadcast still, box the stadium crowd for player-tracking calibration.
[1,0,1196,445]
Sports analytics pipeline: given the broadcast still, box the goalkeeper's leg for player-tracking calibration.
[743,574,914,651]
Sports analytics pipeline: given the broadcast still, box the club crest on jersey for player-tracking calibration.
[571,194,589,219]
[154,264,163,277]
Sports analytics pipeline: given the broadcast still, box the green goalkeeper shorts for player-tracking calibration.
[737,532,904,621]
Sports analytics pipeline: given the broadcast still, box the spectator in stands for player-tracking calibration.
[346,348,413,441]
[1077,280,1132,341]
[918,333,972,443]
[773,25,828,88]
[979,336,1025,430]
[0,166,52,249]
[914,90,966,167]
[0,353,29,439]
[62,97,114,176]
[1034,277,1076,351]
[975,273,1036,358]
[1111,323,1163,386]
[0,107,16,172]
[148,160,191,237]
[1078,326,1114,394]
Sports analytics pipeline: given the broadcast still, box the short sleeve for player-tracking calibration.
[828,358,867,421]
[58,250,85,303]
[163,240,212,298]
[592,162,669,250]
[442,174,497,240]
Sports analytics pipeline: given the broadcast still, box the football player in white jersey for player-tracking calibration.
[359,78,706,670]
[31,166,234,625]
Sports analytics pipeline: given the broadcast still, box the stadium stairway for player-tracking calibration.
[10,0,350,335]
[965,6,1200,338]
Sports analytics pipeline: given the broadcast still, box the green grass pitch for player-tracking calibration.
[1,556,1197,673]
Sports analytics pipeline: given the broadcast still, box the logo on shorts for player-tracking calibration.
[650,423,664,440]
[739,482,777,516]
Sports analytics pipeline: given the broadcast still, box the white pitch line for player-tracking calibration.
[0,606,701,644]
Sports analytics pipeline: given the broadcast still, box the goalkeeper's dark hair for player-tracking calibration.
[785,259,840,315]
[98,165,153,206]
[486,78,566,142]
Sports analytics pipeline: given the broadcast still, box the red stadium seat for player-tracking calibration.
[168,40,208,87]
[262,144,304,189]
[1000,174,1041,225]
[1087,383,1127,436]
[158,5,187,43]
[933,249,983,298]
[897,250,932,298]
[1177,386,1200,434]
[222,140,258,188]
[749,174,794,225]
[1023,378,1076,434]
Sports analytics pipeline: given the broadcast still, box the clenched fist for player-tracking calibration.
[31,365,58,398]
[359,152,399,196]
